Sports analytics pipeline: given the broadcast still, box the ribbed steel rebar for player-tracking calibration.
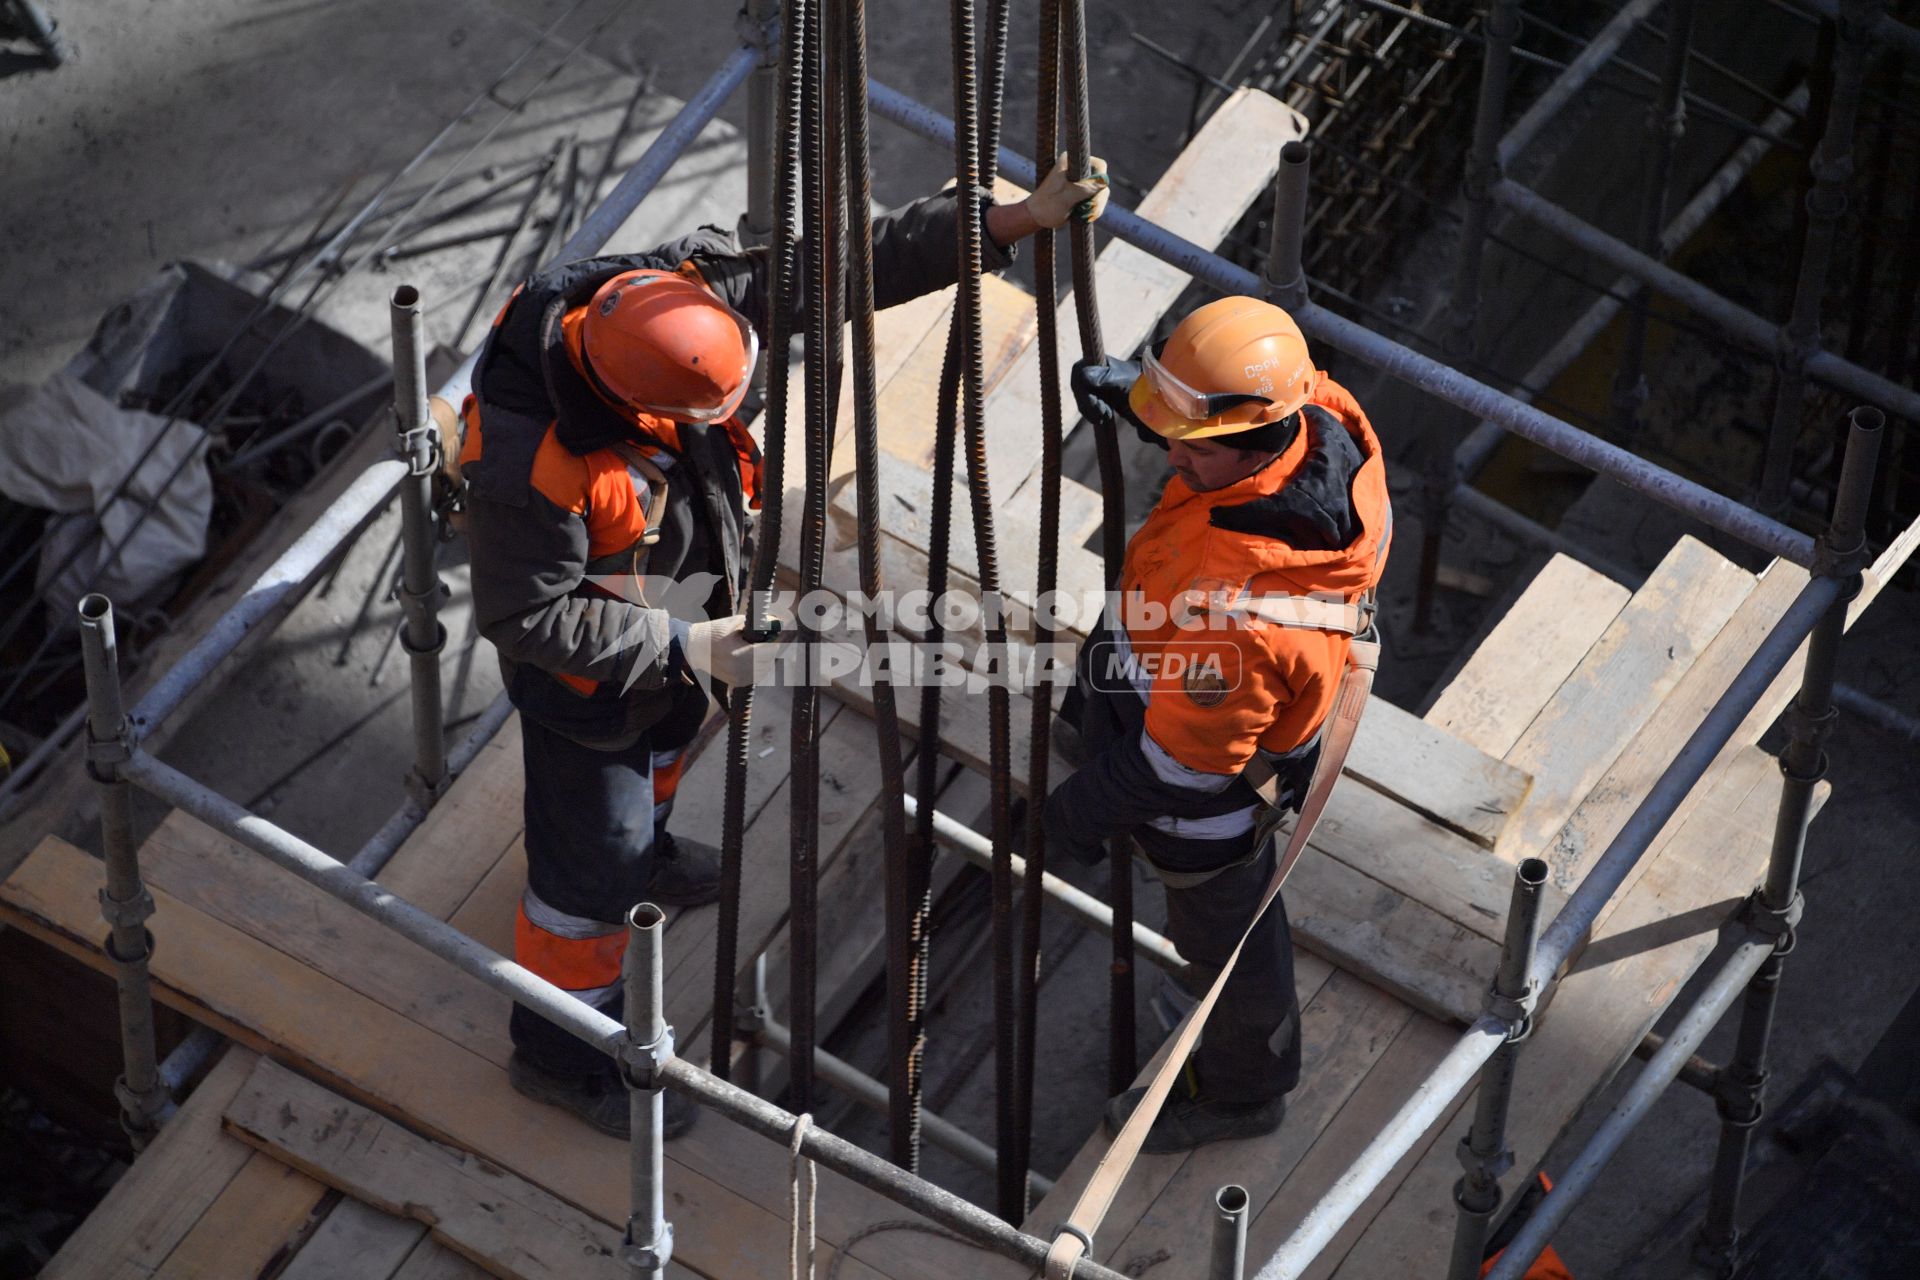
[1013,0,1066,1217]
[838,0,917,1170]
[1056,0,1134,1097]
[947,0,1022,1222]
[789,0,833,1119]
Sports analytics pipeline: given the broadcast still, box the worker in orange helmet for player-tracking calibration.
[457,158,1110,1140]
[1048,296,1391,1152]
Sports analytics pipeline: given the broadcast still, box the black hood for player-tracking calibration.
[1206,404,1366,552]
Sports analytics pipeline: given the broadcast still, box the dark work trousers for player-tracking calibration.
[1158,837,1303,1104]
[510,682,711,1077]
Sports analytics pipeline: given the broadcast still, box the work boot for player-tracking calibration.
[646,830,723,907]
[1103,1084,1286,1154]
[508,1051,697,1140]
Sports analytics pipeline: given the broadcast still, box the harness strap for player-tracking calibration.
[1044,633,1378,1279]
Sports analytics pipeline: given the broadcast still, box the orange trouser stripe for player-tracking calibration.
[652,752,687,805]
[515,902,626,991]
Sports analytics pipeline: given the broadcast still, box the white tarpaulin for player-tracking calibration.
[0,372,212,628]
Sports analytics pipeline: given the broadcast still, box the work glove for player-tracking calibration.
[1028,152,1111,229]
[1071,355,1142,430]
[678,614,790,688]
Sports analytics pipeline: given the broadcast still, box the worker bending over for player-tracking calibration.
[459,160,1109,1138]
[1050,298,1390,1152]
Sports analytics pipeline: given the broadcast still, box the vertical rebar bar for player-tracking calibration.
[1447,856,1548,1280]
[1758,0,1879,516]
[77,594,167,1149]
[1264,140,1312,313]
[1613,0,1698,439]
[624,903,672,1278]
[389,287,449,802]
[1210,1184,1250,1280]
[1695,406,1883,1275]
[790,0,832,1122]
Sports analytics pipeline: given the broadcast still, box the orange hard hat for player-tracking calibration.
[1128,296,1318,440]
[577,269,758,423]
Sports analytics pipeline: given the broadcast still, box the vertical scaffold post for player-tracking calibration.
[1695,406,1883,1275]
[1422,0,1518,632]
[623,902,674,1278]
[1758,0,1878,516]
[1210,1184,1250,1280]
[741,0,782,244]
[77,593,168,1148]
[389,286,448,802]
[1612,0,1697,438]
[1446,856,1549,1280]
[1264,140,1311,314]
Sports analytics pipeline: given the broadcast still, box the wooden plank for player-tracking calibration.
[1496,537,1755,866]
[1345,699,1530,851]
[995,89,1308,505]
[378,713,525,920]
[1423,554,1631,758]
[1022,949,1340,1236]
[1096,971,1416,1274]
[39,1046,260,1280]
[0,841,918,1280]
[1284,852,1495,1026]
[1245,1012,1462,1279]
[1328,746,1787,1277]
[392,1239,498,1280]
[276,1197,428,1280]
[225,1057,642,1280]
[151,1151,328,1280]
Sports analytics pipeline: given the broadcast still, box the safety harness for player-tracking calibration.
[1045,588,1381,1279]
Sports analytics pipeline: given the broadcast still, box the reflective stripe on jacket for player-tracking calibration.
[1044,376,1391,872]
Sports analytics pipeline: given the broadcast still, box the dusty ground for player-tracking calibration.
[2,1,1916,1277]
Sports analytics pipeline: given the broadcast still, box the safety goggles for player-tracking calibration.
[1141,341,1273,422]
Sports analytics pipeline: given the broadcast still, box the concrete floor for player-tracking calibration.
[3,1,1917,1277]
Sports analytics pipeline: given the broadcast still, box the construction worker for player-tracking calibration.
[459,158,1110,1139]
[1049,296,1391,1152]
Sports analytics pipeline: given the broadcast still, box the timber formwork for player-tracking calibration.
[8,77,1919,1279]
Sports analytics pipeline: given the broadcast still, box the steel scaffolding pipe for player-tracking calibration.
[1447,0,1518,353]
[1446,857,1549,1280]
[1454,84,1810,484]
[1489,178,1920,427]
[77,594,167,1148]
[865,82,1816,567]
[129,460,409,737]
[1800,0,1920,59]
[1759,0,1878,515]
[903,793,1190,976]
[109,747,1134,1280]
[389,286,449,802]
[1696,406,1883,1271]
[347,690,516,876]
[1481,934,1778,1280]
[624,903,672,1278]
[749,1016,1055,1197]
[1613,0,1698,437]
[1254,570,1836,1279]
[1211,1184,1250,1280]
[1264,140,1312,311]
[1498,0,1667,169]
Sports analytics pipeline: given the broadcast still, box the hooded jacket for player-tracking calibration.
[1044,374,1391,873]
[461,189,1012,749]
